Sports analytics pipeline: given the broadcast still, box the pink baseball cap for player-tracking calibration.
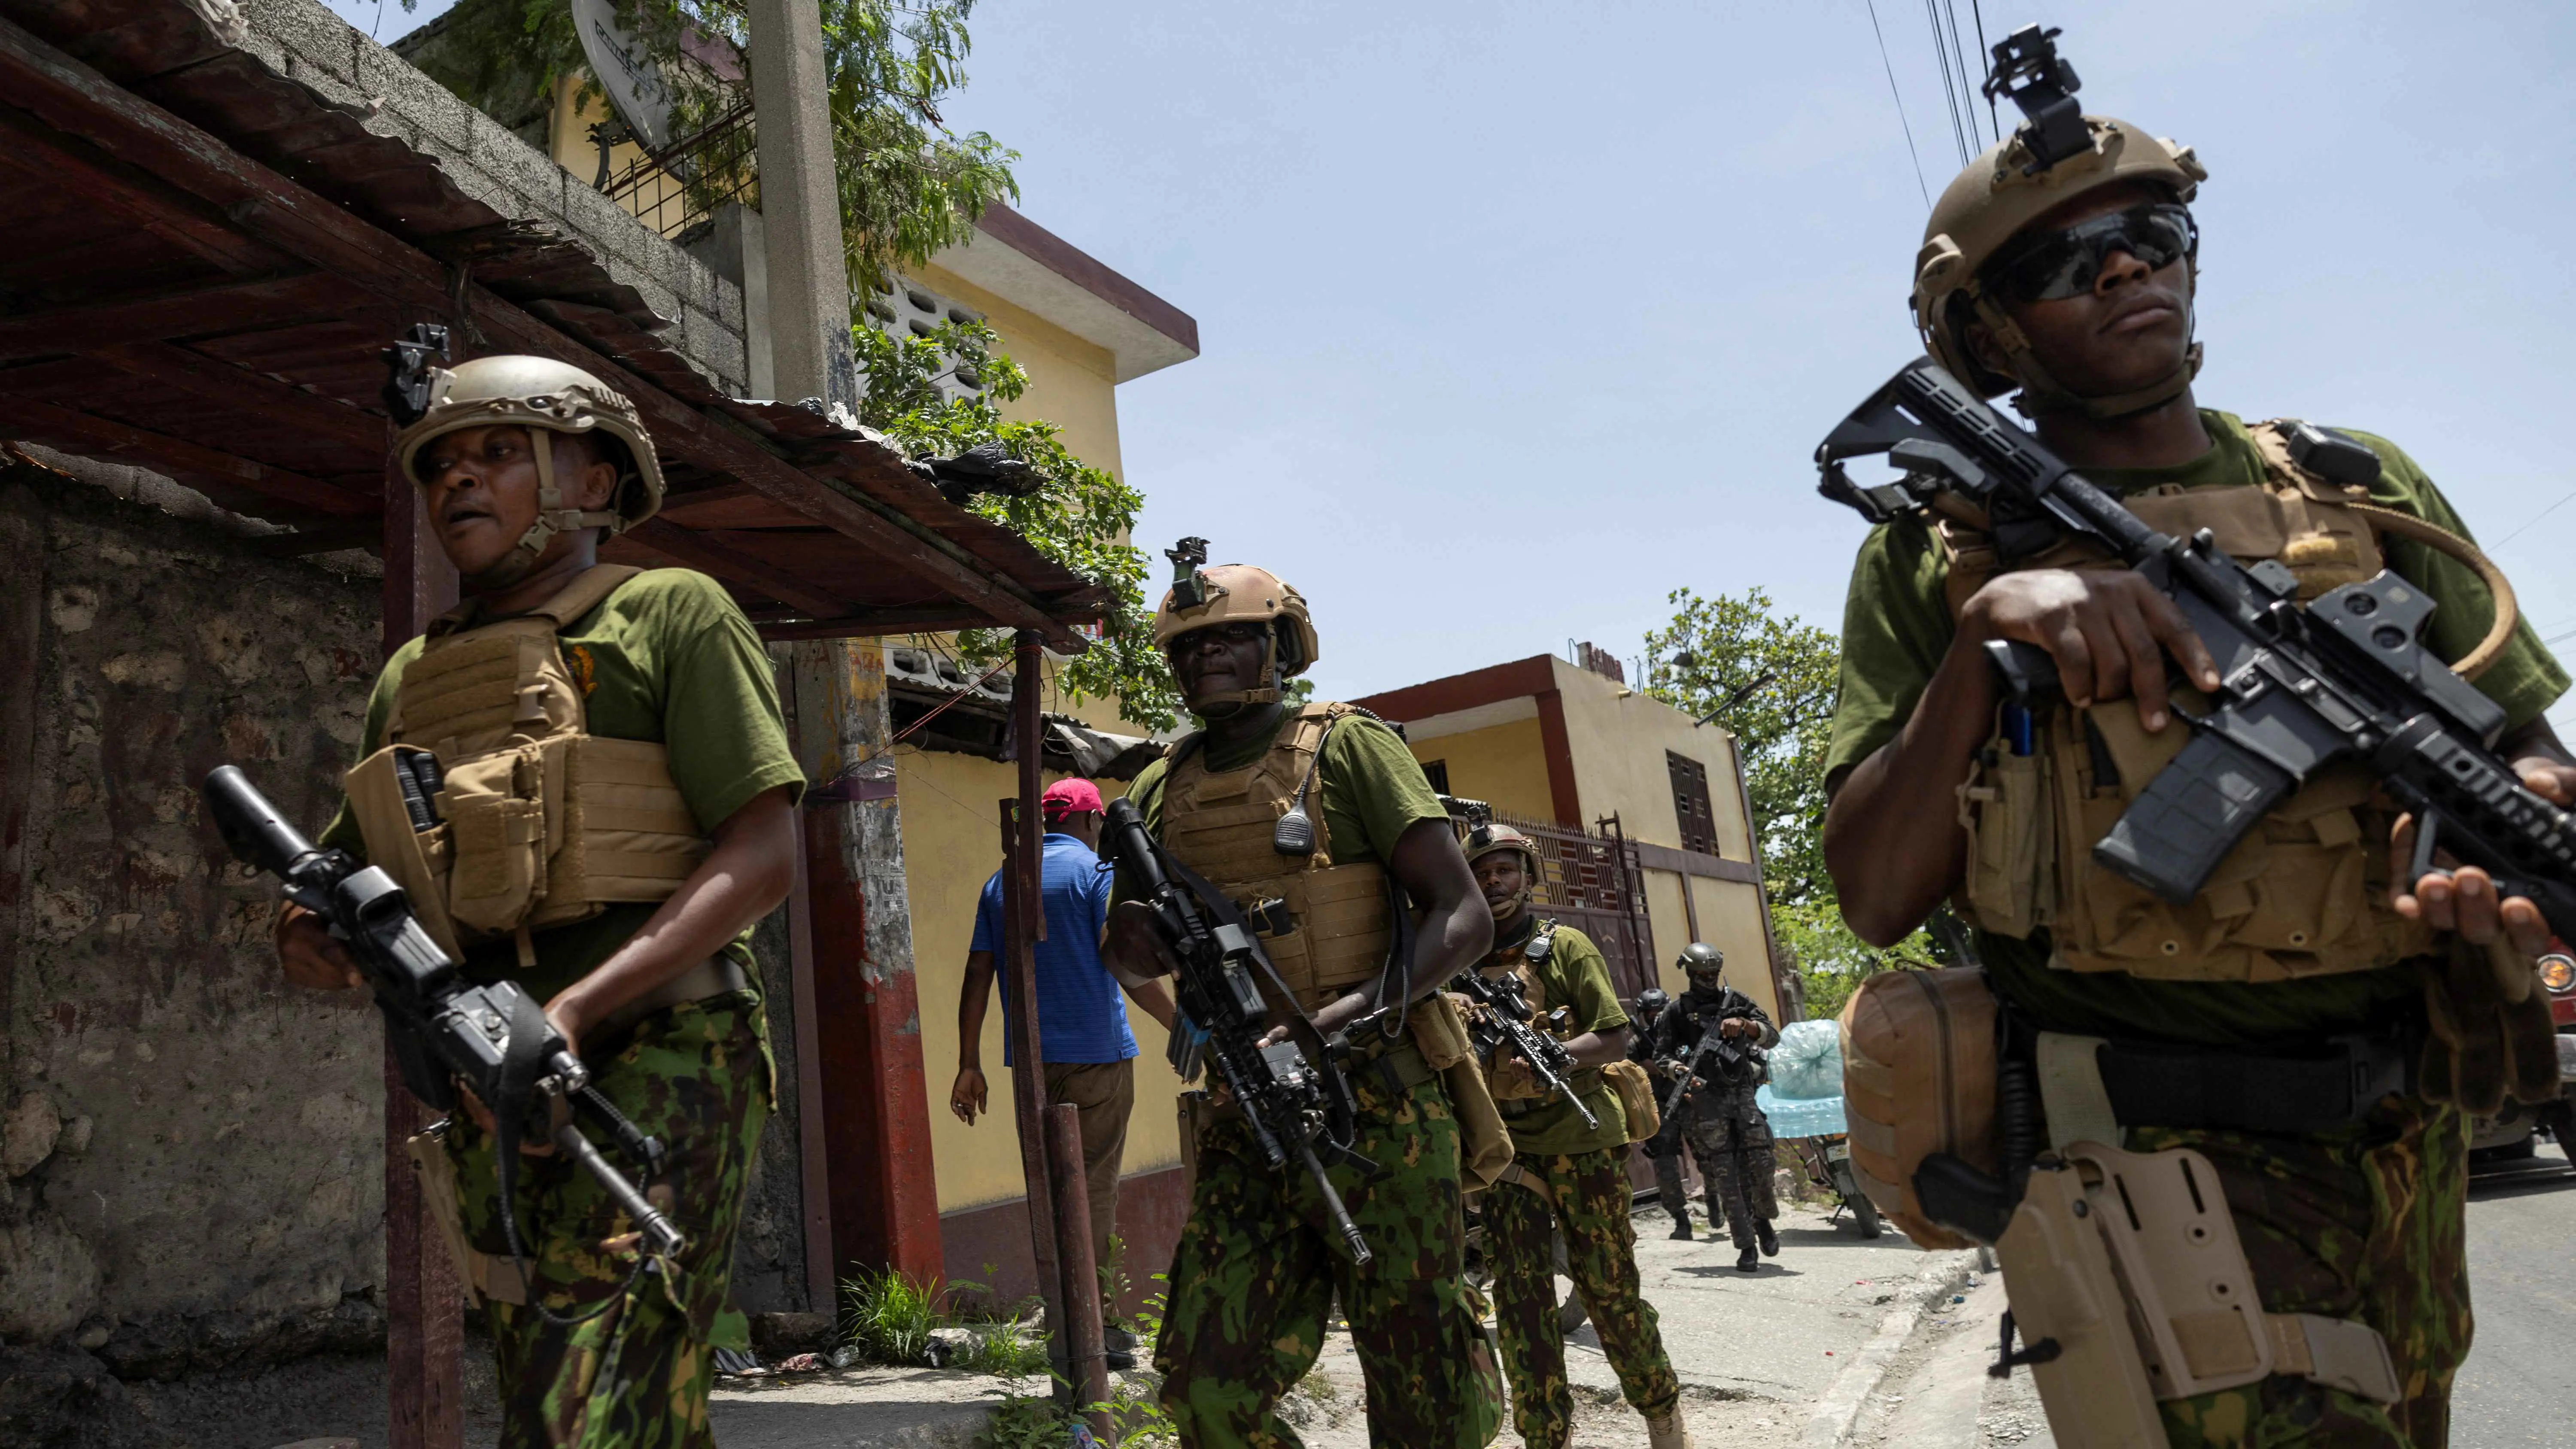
[1040,778,1105,818]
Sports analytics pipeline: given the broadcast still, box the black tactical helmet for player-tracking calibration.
[1677,942,1724,977]
[1636,987,1670,1014]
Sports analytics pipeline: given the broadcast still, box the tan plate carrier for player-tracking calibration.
[1158,702,1513,1190]
[343,565,710,966]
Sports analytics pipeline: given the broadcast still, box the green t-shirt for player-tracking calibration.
[1825,410,2570,1047]
[1486,917,1630,1157]
[322,568,808,1002]
[1121,706,1450,868]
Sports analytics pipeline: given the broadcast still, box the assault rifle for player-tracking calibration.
[1653,1003,1753,1145]
[1101,796,1379,1265]
[1448,953,1598,1131]
[203,766,684,1260]
[1816,358,2576,933]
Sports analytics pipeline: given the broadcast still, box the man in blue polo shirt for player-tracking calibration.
[951,777,1175,1364]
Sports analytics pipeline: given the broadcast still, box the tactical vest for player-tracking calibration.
[344,565,710,965]
[1158,702,1394,1011]
[1945,421,2437,982]
[1478,921,1607,1103]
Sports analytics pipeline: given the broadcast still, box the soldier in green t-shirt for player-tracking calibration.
[275,355,804,1447]
[1103,552,1505,1449]
[1820,75,2573,1447]
[1460,823,1688,1449]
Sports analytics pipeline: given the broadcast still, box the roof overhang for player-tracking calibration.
[933,203,1199,383]
[0,0,1100,649]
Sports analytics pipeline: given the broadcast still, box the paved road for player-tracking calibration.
[2452,1157,2576,1449]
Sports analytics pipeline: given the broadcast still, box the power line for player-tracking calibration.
[1863,0,1933,208]
[1969,0,1999,141]
[2489,484,2576,552]
[1942,0,1987,148]
[1923,0,1970,167]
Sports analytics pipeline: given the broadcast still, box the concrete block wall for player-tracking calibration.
[237,0,753,397]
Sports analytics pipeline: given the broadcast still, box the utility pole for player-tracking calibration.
[746,0,857,410]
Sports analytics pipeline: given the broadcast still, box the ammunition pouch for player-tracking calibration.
[1996,1140,2401,1448]
[1410,993,1513,1191]
[1602,1058,1661,1143]
[1839,966,2002,1250]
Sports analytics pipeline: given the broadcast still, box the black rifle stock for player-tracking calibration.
[1815,358,2576,935]
[1447,967,1598,1130]
[1101,797,1377,1265]
[203,765,684,1259]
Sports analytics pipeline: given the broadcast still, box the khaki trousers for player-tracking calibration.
[1041,1058,1135,1275]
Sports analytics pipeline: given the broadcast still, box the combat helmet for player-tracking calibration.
[392,353,666,583]
[1677,942,1724,986]
[1464,820,1544,919]
[1912,27,2207,419]
[1151,537,1320,710]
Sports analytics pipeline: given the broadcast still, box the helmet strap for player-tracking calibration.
[1187,627,1284,713]
[459,427,622,589]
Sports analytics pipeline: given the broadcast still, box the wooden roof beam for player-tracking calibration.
[0,16,1088,651]
[88,340,387,453]
[0,102,289,277]
[0,392,370,517]
[0,273,371,363]
[619,516,851,618]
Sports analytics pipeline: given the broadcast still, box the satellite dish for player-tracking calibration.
[570,0,678,151]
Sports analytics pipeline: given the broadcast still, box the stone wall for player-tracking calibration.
[0,459,813,1407]
[0,461,387,1372]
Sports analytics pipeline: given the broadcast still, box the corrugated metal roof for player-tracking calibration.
[0,0,1099,646]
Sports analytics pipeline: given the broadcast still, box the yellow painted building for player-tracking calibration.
[1355,654,1787,1024]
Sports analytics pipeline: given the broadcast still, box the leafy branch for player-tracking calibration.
[855,320,1179,729]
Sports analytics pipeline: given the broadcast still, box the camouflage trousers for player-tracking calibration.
[1677,1112,1775,1248]
[447,987,774,1449]
[2129,1093,2469,1449]
[1646,1137,1695,1228]
[1156,1066,1506,1449]
[1485,1149,1680,1448]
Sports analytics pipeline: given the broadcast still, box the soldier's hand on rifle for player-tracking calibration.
[274,903,364,991]
[1960,568,2223,732]
[1717,1017,1751,1039]
[2388,741,2575,957]
[1488,1052,1540,1100]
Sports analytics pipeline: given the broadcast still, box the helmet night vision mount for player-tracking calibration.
[1983,24,2089,176]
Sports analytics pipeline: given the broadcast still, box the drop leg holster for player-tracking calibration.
[1990,1031,2403,1448]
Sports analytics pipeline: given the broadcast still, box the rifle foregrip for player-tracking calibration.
[2093,731,2295,905]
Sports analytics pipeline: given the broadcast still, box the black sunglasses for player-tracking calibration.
[1983,202,2198,304]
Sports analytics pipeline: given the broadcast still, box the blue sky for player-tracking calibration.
[341,0,2576,731]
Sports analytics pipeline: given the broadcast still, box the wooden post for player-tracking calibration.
[381,431,459,1449]
[792,637,945,1286]
[1001,629,1067,1374]
[784,827,837,1312]
[1046,1103,1112,1439]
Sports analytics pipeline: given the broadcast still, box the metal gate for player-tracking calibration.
[1491,808,1659,999]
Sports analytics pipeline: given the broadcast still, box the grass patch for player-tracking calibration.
[839,1266,943,1366]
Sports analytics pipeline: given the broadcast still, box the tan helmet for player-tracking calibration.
[392,354,666,582]
[1913,118,2208,418]
[1465,821,1543,919]
[1151,554,1321,710]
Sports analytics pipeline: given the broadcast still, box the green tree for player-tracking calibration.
[401,0,1017,298]
[855,319,1178,729]
[1641,588,1936,1015]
